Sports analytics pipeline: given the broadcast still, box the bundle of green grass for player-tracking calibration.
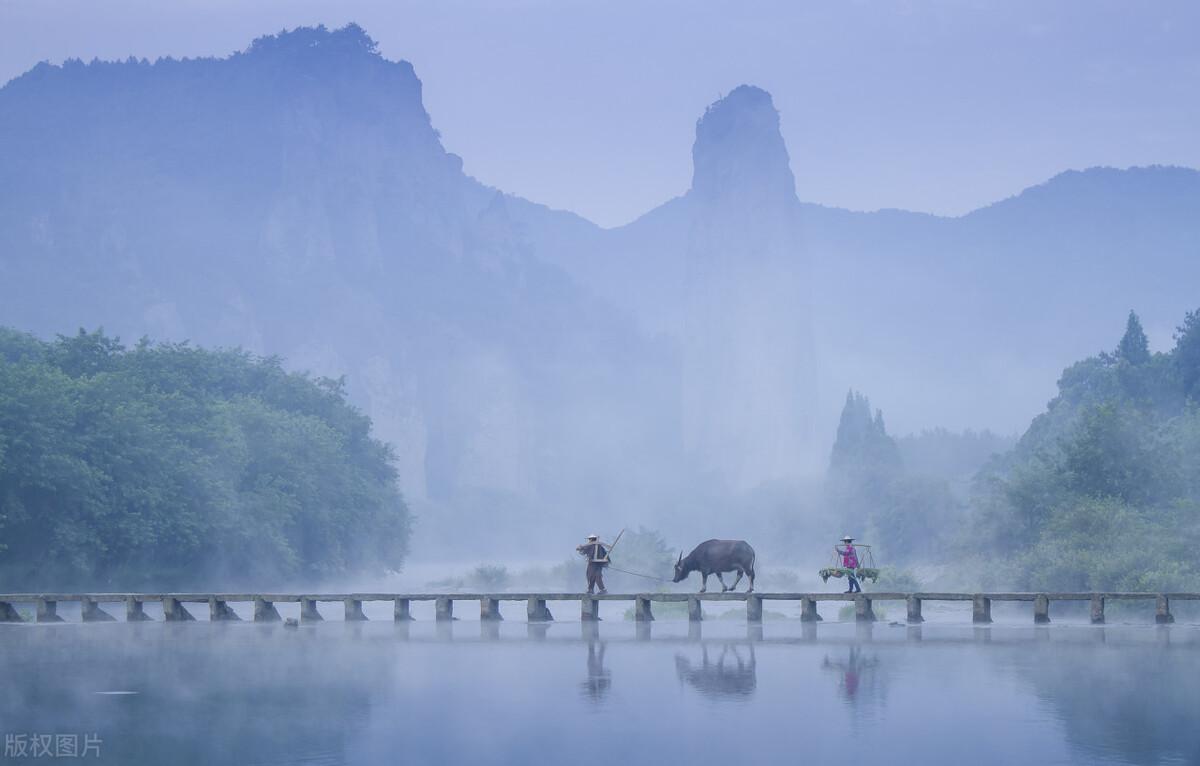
[819,567,880,584]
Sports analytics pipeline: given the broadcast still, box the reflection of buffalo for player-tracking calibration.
[674,644,757,698]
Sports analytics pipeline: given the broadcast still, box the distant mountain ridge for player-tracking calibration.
[2,25,1198,553]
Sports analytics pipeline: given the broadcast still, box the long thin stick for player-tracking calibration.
[605,528,626,558]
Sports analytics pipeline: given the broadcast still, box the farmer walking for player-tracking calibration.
[576,534,610,594]
[836,535,861,594]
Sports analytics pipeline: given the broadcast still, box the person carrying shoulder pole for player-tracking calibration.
[836,535,862,594]
[576,534,610,595]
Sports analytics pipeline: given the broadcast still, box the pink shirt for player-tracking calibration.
[837,544,859,569]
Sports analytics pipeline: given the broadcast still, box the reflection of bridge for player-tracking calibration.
[0,591,1193,624]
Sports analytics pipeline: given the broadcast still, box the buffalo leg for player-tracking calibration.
[700,573,709,593]
[716,572,729,592]
[730,569,744,591]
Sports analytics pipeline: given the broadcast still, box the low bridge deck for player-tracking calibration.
[0,591,1193,624]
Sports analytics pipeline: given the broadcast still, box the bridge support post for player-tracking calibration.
[801,597,822,622]
[1090,595,1106,625]
[82,597,116,622]
[972,595,993,624]
[394,598,414,621]
[906,596,923,623]
[480,598,503,621]
[1156,595,1175,624]
[0,601,23,622]
[126,597,152,621]
[344,599,368,621]
[210,598,241,621]
[36,599,64,623]
[527,598,553,622]
[855,595,876,623]
[635,596,654,622]
[746,594,763,623]
[1034,594,1051,624]
[902,600,921,624]
[162,597,196,622]
[687,596,702,622]
[580,597,600,622]
[300,598,323,623]
[435,598,454,622]
[254,598,281,622]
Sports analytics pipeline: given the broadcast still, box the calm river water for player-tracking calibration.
[2,606,1198,765]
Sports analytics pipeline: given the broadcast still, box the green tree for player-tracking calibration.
[0,328,410,589]
[1175,308,1200,401]
[1116,310,1151,366]
[971,307,1200,591]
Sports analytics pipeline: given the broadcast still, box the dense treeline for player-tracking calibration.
[828,309,1200,591]
[970,310,1200,591]
[0,328,410,589]
[826,391,996,564]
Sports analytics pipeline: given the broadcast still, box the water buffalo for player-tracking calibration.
[673,539,756,593]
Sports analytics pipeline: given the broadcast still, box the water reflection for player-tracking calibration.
[822,646,880,705]
[580,638,611,702]
[674,644,757,699]
[3,622,1197,766]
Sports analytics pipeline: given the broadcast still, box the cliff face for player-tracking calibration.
[0,26,671,527]
[682,87,817,485]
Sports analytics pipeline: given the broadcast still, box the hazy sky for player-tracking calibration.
[2,0,1198,227]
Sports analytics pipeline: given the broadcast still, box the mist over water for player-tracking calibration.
[3,619,1198,766]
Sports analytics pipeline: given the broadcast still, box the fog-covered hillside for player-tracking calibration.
[3,24,1198,557]
[0,26,680,554]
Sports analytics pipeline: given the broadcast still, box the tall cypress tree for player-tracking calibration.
[1175,308,1200,400]
[1116,310,1151,366]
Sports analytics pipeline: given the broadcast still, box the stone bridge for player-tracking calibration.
[0,591,1192,624]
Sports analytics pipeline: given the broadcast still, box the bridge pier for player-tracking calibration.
[82,597,116,622]
[435,597,455,622]
[527,598,553,622]
[300,598,323,623]
[254,597,281,622]
[855,595,876,623]
[210,598,241,621]
[635,596,654,622]
[37,599,64,623]
[746,594,763,623]
[1034,594,1051,624]
[162,597,196,622]
[906,596,923,623]
[394,598,414,621]
[126,597,152,621]
[801,596,822,622]
[1090,595,1106,624]
[580,597,600,622]
[972,595,993,624]
[480,598,503,621]
[1156,595,1174,624]
[687,596,703,622]
[344,599,368,621]
[0,601,23,622]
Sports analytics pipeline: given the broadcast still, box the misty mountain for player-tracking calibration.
[516,160,1200,443]
[0,26,678,551]
[2,24,1199,556]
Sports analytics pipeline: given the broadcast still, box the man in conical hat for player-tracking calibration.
[575,534,610,595]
